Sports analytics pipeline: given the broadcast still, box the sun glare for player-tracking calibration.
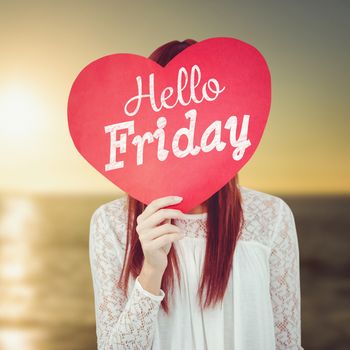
[0,83,45,144]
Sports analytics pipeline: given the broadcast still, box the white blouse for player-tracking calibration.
[89,185,303,349]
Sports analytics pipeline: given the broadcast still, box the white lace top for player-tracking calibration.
[89,185,303,349]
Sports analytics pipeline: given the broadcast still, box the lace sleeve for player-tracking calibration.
[89,205,165,350]
[269,199,303,349]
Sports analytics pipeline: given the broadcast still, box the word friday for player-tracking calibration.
[104,109,252,171]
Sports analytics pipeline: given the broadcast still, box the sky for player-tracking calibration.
[0,0,349,195]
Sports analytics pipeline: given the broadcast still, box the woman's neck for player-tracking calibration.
[185,203,207,214]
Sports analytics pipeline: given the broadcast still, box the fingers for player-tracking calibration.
[137,208,185,231]
[143,232,185,251]
[135,196,186,251]
[140,223,183,242]
[137,196,183,223]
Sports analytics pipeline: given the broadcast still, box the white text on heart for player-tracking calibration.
[124,64,226,117]
[104,109,251,171]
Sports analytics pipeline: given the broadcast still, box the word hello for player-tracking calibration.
[124,64,226,116]
[104,109,251,171]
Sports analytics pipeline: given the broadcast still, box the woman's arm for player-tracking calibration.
[269,199,304,349]
[89,205,165,350]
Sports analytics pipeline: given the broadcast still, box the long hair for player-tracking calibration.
[118,39,245,314]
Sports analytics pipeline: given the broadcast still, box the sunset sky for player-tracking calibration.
[0,0,349,195]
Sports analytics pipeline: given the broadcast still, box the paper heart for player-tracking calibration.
[67,37,271,213]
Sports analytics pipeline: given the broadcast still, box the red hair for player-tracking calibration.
[118,39,245,314]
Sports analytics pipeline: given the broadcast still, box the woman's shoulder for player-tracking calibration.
[91,194,128,221]
[90,194,128,248]
[238,185,294,246]
[238,184,288,209]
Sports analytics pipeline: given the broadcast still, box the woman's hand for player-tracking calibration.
[136,195,186,274]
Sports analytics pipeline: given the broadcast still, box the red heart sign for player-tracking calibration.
[67,37,271,213]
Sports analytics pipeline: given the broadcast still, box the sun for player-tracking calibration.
[0,82,45,145]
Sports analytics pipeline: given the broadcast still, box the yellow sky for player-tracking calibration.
[0,0,349,195]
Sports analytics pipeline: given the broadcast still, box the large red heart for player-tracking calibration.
[67,37,271,212]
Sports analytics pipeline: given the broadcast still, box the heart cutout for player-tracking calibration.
[67,37,271,212]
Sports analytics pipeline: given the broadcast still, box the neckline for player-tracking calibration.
[173,211,208,238]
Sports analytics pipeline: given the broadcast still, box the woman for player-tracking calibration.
[89,39,303,350]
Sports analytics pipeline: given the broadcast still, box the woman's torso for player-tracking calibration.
[110,185,283,350]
